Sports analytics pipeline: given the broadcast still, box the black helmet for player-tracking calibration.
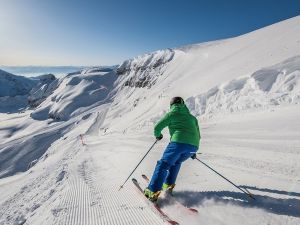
[170,96,184,106]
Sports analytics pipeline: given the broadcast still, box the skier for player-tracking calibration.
[144,97,201,201]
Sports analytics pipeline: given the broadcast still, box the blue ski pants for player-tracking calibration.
[148,142,198,192]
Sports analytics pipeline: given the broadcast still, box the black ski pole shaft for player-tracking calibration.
[119,140,158,191]
[195,157,255,200]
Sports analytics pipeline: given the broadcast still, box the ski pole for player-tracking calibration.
[119,139,158,190]
[195,157,255,200]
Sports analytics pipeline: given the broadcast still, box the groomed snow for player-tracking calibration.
[0,16,300,225]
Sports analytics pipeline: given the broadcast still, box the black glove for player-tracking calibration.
[156,134,163,140]
[191,153,197,160]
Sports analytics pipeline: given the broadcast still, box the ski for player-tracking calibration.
[132,178,179,225]
[141,174,198,214]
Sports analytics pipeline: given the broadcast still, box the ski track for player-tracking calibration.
[51,143,166,225]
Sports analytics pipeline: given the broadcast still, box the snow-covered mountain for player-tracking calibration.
[0,70,57,113]
[27,74,57,107]
[0,69,37,97]
[0,66,85,77]
[0,16,300,225]
[30,67,118,121]
[116,49,175,88]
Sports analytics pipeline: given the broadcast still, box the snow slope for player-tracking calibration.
[28,74,57,107]
[186,55,300,119]
[30,68,118,121]
[0,69,37,97]
[0,70,57,113]
[0,16,300,225]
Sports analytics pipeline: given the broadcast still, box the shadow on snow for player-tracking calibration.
[161,187,300,218]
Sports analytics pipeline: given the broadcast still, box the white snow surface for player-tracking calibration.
[0,69,37,97]
[1,16,300,225]
[186,56,300,119]
[30,69,118,121]
[0,70,57,113]
[28,74,57,107]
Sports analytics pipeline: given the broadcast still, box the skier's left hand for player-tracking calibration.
[191,153,197,160]
[156,134,163,140]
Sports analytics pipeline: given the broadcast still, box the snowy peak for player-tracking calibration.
[28,74,57,107]
[116,49,175,88]
[0,70,58,113]
[30,69,118,120]
[0,69,37,97]
[81,66,116,75]
[66,66,117,76]
[104,16,300,132]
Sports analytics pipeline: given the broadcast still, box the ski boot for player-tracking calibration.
[162,183,176,195]
[144,188,161,202]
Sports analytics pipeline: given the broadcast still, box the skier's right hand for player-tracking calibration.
[191,153,197,160]
[156,134,163,141]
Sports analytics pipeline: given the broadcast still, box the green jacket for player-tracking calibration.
[154,104,201,148]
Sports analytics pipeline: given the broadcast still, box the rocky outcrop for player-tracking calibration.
[117,49,175,88]
[28,74,58,107]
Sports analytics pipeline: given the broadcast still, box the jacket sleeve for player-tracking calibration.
[154,113,170,137]
[195,118,201,139]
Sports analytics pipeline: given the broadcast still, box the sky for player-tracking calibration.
[0,0,300,67]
